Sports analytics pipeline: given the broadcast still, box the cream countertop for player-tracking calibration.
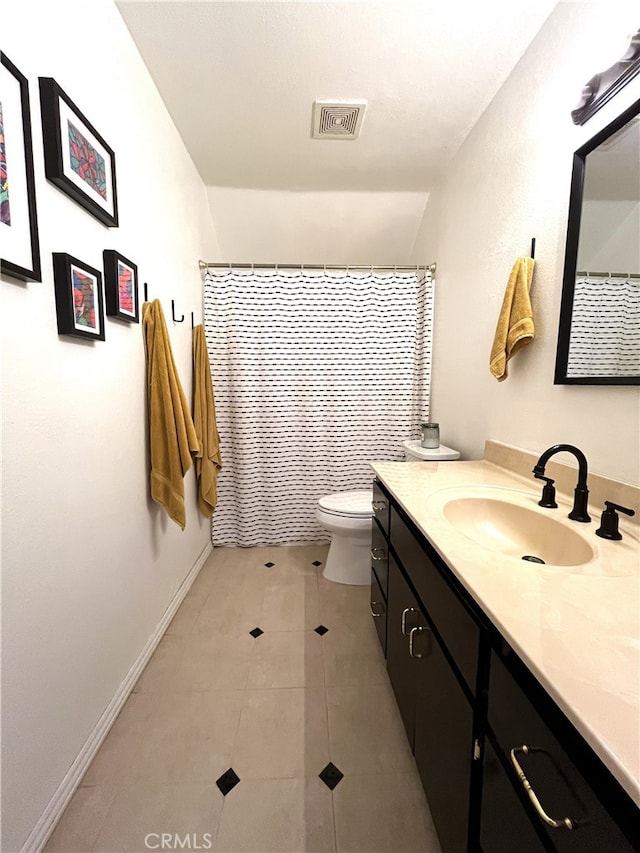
[370,458,640,807]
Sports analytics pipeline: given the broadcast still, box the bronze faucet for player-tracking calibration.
[533,444,591,523]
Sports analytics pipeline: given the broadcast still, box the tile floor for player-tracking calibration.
[44,545,442,853]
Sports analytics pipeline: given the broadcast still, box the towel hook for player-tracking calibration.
[191,312,195,329]
[171,299,185,323]
[530,237,536,259]
[143,282,149,302]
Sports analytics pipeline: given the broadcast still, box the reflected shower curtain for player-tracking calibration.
[203,267,433,546]
[566,275,640,377]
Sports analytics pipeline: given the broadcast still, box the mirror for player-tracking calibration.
[555,97,640,384]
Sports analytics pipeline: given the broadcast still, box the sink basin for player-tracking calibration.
[442,494,595,567]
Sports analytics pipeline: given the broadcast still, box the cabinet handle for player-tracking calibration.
[510,746,575,830]
[401,607,419,636]
[372,500,387,511]
[370,547,386,561]
[370,602,385,617]
[409,626,430,658]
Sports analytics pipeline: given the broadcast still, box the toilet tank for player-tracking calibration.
[402,440,461,462]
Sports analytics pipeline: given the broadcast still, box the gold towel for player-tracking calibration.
[142,300,199,529]
[490,257,535,381]
[192,324,222,517]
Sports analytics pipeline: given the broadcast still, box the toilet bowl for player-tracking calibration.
[316,490,373,585]
[317,439,461,585]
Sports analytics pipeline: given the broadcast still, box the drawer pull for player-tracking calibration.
[401,607,419,636]
[510,746,575,830]
[370,548,386,561]
[370,602,385,618]
[372,500,387,511]
[409,626,430,659]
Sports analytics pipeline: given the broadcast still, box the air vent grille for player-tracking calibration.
[312,100,367,139]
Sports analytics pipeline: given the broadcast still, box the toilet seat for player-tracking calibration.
[317,489,373,518]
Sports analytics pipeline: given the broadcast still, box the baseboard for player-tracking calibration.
[23,540,213,853]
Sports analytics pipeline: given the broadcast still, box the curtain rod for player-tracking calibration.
[199,261,437,274]
[576,270,640,279]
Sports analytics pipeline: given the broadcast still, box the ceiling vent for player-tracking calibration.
[312,100,367,140]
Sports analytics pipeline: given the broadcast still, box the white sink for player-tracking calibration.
[438,488,596,567]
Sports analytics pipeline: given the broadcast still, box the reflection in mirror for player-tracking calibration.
[555,98,640,384]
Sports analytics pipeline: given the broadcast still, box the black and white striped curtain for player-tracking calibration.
[567,275,640,377]
[203,268,434,546]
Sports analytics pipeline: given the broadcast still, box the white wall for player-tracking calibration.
[1,2,221,850]
[206,187,429,265]
[410,2,640,484]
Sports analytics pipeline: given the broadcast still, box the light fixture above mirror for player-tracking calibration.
[572,27,640,125]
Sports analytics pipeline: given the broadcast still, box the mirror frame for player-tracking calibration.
[554,96,640,385]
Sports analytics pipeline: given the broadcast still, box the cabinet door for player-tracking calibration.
[370,569,387,655]
[488,651,637,853]
[392,507,480,694]
[413,627,474,853]
[386,554,423,747]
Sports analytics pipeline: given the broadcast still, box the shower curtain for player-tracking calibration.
[203,267,434,546]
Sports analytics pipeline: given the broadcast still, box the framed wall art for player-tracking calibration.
[39,77,118,226]
[0,52,41,281]
[103,249,139,322]
[52,253,105,341]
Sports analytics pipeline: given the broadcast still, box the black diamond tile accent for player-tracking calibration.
[264,561,275,568]
[249,627,264,638]
[319,762,343,790]
[216,767,240,796]
[312,560,322,567]
[314,624,329,636]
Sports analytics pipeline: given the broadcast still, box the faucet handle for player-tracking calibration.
[534,473,557,508]
[595,501,636,541]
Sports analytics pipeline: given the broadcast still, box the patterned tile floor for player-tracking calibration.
[44,545,442,852]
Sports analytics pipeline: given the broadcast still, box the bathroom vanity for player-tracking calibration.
[370,450,640,853]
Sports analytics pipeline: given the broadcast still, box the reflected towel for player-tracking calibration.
[490,257,536,381]
[192,324,222,517]
[142,299,199,529]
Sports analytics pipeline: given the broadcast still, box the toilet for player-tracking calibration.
[316,440,461,585]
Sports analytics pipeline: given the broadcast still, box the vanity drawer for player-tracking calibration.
[370,569,387,654]
[370,519,389,599]
[391,507,480,693]
[487,649,637,852]
[372,479,390,535]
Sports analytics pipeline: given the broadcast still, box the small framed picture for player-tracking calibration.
[39,77,118,227]
[52,253,105,341]
[1,52,41,281]
[103,250,139,322]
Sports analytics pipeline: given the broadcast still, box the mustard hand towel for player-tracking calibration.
[490,257,536,381]
[192,324,222,518]
[142,299,200,529]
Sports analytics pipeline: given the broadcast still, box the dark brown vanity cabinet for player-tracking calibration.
[386,510,478,853]
[370,479,640,853]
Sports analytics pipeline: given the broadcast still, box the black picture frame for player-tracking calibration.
[52,253,105,341]
[0,52,41,281]
[103,250,139,322]
[39,77,118,227]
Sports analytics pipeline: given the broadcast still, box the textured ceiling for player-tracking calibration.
[117,0,557,191]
